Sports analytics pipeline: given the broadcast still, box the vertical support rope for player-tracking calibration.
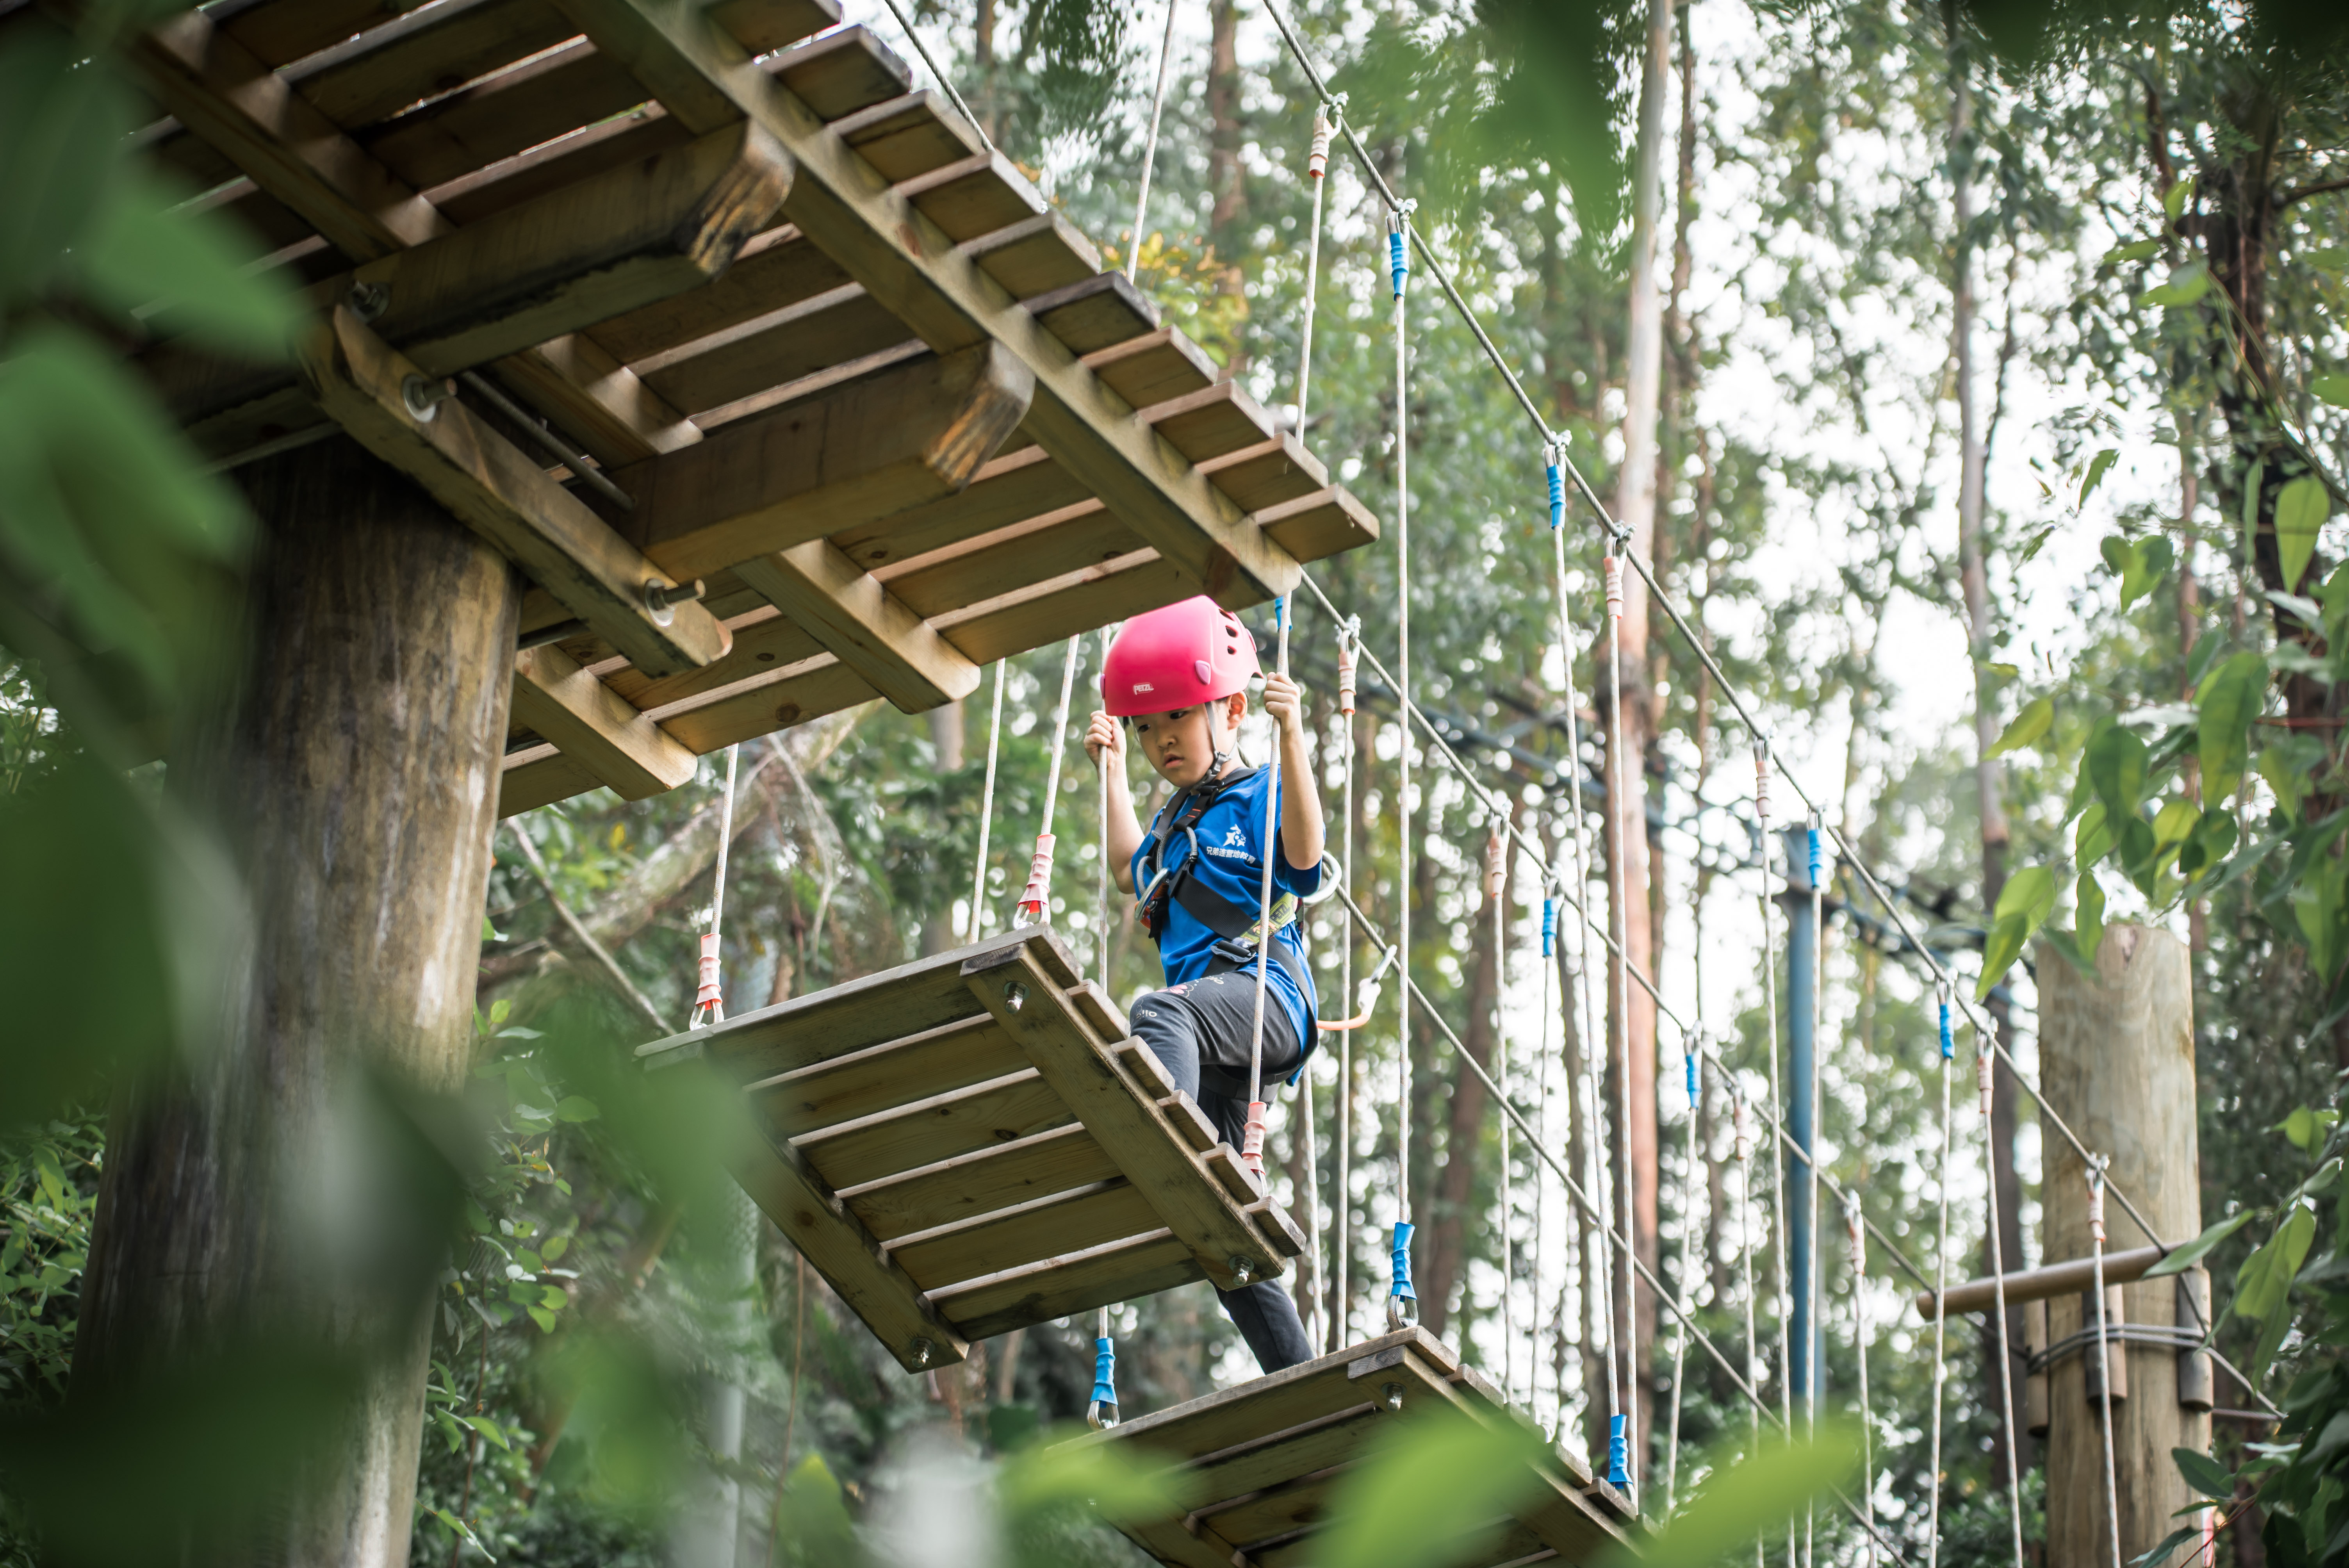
[1086,1305,1119,1429]
[971,661,1007,939]
[1734,1086,1764,1568]
[1977,1031,2028,1568]
[1665,1023,1699,1512]
[1388,202,1418,1332]
[690,744,741,1029]
[1125,0,1182,283]
[1297,105,1335,428]
[1018,640,1082,925]
[1805,811,1824,1568]
[1486,829,1514,1401]
[2089,1160,2124,1568]
[1928,985,1955,1568]
[1295,110,1334,1353]
[1754,745,1794,1565]
[1537,889,1555,1424]
[1242,597,1291,1173]
[1336,618,1358,1350]
[1600,552,1634,1504]
[1848,1196,1877,1566]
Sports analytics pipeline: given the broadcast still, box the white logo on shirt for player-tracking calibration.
[1223,824,1247,847]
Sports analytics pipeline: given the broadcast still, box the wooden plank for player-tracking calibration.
[1161,1092,1219,1154]
[510,642,698,798]
[1138,381,1284,467]
[932,1228,1200,1341]
[745,1013,1021,1135]
[1114,1517,1239,1568]
[1258,487,1380,565]
[537,0,1300,606]
[794,1069,1073,1192]
[1082,326,1219,410]
[829,89,981,182]
[495,334,702,467]
[964,212,1102,299]
[899,150,1046,242]
[1196,1468,1347,1556]
[635,282,906,414]
[497,749,604,816]
[1027,271,1162,357]
[765,24,913,120]
[732,1122,970,1372]
[888,1177,1164,1290]
[299,307,730,675]
[710,0,846,55]
[601,602,827,710]
[883,501,1141,621]
[130,7,454,262]
[842,1123,1119,1242]
[1184,1406,1385,1507]
[360,39,651,193]
[592,223,852,364]
[965,941,1281,1290]
[736,541,980,712]
[618,342,1034,581]
[640,647,879,753]
[296,0,576,132]
[1199,437,1326,515]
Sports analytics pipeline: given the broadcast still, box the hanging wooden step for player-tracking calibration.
[637,924,1304,1372]
[1081,1328,1633,1568]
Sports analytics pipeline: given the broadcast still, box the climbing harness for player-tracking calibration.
[1125,0,1181,282]
[970,661,1006,940]
[1017,640,1083,925]
[2089,1160,2124,1568]
[689,744,741,1029]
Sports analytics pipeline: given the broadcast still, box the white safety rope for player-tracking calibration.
[971,661,1007,939]
[2090,1160,2124,1568]
[1665,1019,1700,1512]
[1387,200,1419,1332]
[1600,551,1635,1506]
[1734,1088,1763,1568]
[1486,828,1514,1401]
[1754,746,1794,1566]
[1018,640,1083,925]
[873,0,995,153]
[1927,985,1955,1568]
[1335,619,1359,1349]
[1976,1031,2028,1568]
[1125,0,1181,282]
[1849,1196,1877,1566]
[689,743,741,1029]
[1806,811,1825,1568]
[1243,599,1292,1176]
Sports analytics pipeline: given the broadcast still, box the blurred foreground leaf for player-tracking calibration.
[1310,1407,1552,1568]
[1601,1421,1863,1568]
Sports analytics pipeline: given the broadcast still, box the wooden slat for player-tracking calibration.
[1258,487,1380,563]
[839,1123,1120,1242]
[362,39,650,193]
[296,0,577,132]
[1195,1467,1348,1555]
[965,212,1102,298]
[965,942,1281,1290]
[592,223,852,364]
[1199,437,1326,515]
[745,1013,1021,1135]
[510,642,697,798]
[1112,1518,1237,1568]
[793,1069,1073,1192]
[887,1177,1163,1290]
[884,501,1139,621]
[617,342,1035,581]
[600,602,827,710]
[636,282,904,414]
[931,1229,1200,1341]
[829,89,980,181]
[732,1122,970,1373]
[538,0,1301,607]
[935,546,1194,665]
[1082,326,1219,409]
[1183,1406,1385,1506]
[736,541,980,712]
[299,306,729,674]
[494,334,700,467]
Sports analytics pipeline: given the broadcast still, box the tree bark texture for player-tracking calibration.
[1424,823,1503,1339]
[78,436,519,1568]
[2037,926,2208,1566]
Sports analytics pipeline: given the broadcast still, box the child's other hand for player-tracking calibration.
[1262,673,1306,740]
[1085,709,1123,768]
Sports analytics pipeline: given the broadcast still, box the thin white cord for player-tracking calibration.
[872,0,996,153]
[971,660,1006,938]
[1125,0,1181,282]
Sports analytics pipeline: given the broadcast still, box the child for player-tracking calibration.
[1084,596,1325,1373]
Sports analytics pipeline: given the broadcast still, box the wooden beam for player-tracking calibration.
[509,643,697,799]
[962,941,1283,1291]
[299,305,729,675]
[541,0,1301,608]
[731,1118,971,1373]
[735,542,979,712]
[616,342,1035,578]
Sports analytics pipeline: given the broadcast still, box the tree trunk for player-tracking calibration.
[1597,0,1676,1477]
[1555,917,1606,1467]
[77,437,518,1568]
[1425,829,1503,1339]
[1206,0,1248,372]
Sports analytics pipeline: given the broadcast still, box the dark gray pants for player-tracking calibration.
[1128,969,1316,1375]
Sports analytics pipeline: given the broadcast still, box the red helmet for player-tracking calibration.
[1100,596,1261,718]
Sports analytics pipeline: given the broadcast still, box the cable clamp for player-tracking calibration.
[1308,108,1332,178]
[1337,618,1358,716]
[1752,741,1773,823]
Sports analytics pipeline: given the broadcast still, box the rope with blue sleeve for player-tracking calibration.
[1086,1322,1119,1430]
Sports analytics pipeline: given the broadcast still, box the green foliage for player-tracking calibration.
[0,1115,102,1414]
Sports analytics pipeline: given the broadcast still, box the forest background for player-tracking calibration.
[3,0,2349,1563]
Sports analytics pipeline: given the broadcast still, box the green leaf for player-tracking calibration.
[2235,1203,2316,1328]
[2165,176,2196,220]
[1994,864,2058,927]
[2018,525,2058,563]
[998,1425,1192,1527]
[554,1095,601,1123]
[1979,912,2032,1001]
[1597,1423,1863,1568]
[2077,873,2106,963]
[2275,475,2333,595]
[2311,248,2349,273]
[2087,725,2149,827]
[2260,746,2310,821]
[2131,1523,2203,1568]
[527,1305,558,1333]
[2080,447,2121,507]
[2173,1447,2234,1501]
[78,171,299,355]
[2104,238,2163,265]
[2152,796,2199,852]
[429,1507,493,1561]
[0,27,134,305]
[2279,1106,2324,1154]
[2139,257,2213,308]
[1987,697,2054,759]
[2146,1209,2257,1278]
[461,1414,510,1451]
[2292,859,2349,983]
[2077,801,2115,867]
[2314,374,2349,410]
[1314,1408,1555,1568]
[540,1233,570,1263]
[540,1284,569,1309]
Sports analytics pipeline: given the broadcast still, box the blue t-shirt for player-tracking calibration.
[1130,764,1322,1053]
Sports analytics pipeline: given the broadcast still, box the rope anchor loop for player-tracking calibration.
[1936,978,1955,1061]
[1386,1220,1419,1330]
[1085,1335,1120,1430]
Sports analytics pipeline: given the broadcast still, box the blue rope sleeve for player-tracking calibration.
[1685,1049,1698,1107]
[1606,1413,1629,1486]
[1540,897,1556,958]
[1387,216,1408,299]
[1939,996,1955,1061]
[1807,821,1824,886]
[1546,460,1565,531]
[1390,1220,1416,1299]
[1091,1336,1117,1407]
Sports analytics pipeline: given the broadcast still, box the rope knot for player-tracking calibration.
[1240,1101,1269,1178]
[1017,832,1056,923]
[1975,1048,1996,1118]
[1308,109,1332,178]
[1482,830,1508,899]
[1602,556,1624,618]
[690,930,725,1027]
[1337,625,1357,716]
[1753,743,1773,823]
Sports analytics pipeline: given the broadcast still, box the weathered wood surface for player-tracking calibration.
[1080,1328,1628,1568]
[2037,927,2208,1567]
[76,438,519,1568]
[637,927,1299,1358]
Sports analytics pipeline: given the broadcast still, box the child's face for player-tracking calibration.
[1131,695,1244,788]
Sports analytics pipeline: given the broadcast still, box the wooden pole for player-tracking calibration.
[77,437,519,1568]
[2038,925,2209,1565]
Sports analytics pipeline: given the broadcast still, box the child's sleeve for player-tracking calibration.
[1271,780,1323,898]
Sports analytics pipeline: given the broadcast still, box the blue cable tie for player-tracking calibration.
[1606,1413,1629,1486]
[1938,997,1954,1061]
[1091,1336,1117,1407]
[1274,594,1288,633]
[1387,222,1409,299]
[1390,1221,1417,1299]
[1684,1050,1698,1106]
[1546,461,1565,531]
[1807,823,1824,886]
[1541,897,1557,958]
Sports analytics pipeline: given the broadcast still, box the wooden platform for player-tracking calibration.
[1082,1329,1633,1568]
[637,925,1304,1371]
[87,0,1383,813]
